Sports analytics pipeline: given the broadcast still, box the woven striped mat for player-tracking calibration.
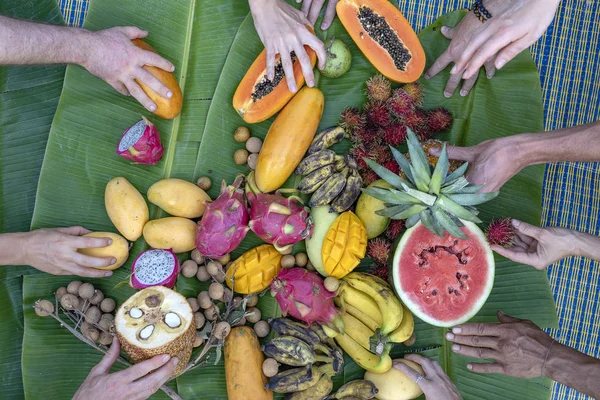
[58,1,600,399]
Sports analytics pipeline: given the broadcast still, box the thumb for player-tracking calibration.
[441,25,455,39]
[393,362,425,388]
[512,219,544,239]
[91,337,120,375]
[120,26,148,40]
[497,310,521,323]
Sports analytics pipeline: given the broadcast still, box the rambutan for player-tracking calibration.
[365,102,391,127]
[360,169,380,186]
[369,144,392,164]
[351,145,374,169]
[383,159,400,175]
[401,82,424,106]
[402,110,428,132]
[365,74,392,103]
[369,263,389,282]
[427,108,453,133]
[353,124,379,146]
[383,123,408,146]
[486,218,516,248]
[367,238,391,265]
[386,219,406,240]
[387,90,415,119]
[340,107,365,133]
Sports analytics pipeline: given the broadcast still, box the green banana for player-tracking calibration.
[334,155,347,171]
[269,318,321,344]
[309,168,349,207]
[295,150,336,176]
[310,324,345,374]
[308,126,346,154]
[298,164,336,194]
[266,364,335,393]
[286,374,333,400]
[263,336,332,366]
[326,380,379,399]
[330,170,363,213]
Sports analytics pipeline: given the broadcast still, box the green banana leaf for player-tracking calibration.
[0,0,66,279]
[22,2,557,399]
[0,277,25,399]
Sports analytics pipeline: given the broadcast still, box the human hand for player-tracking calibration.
[394,354,462,400]
[425,0,559,97]
[429,135,526,192]
[73,337,177,400]
[491,220,578,270]
[23,226,117,278]
[446,310,554,378]
[82,26,175,112]
[299,0,339,30]
[250,0,326,92]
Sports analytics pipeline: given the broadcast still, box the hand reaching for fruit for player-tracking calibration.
[249,0,326,92]
[425,0,560,97]
[299,0,339,30]
[393,354,463,400]
[73,337,178,400]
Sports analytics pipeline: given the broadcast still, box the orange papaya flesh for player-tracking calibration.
[336,0,425,83]
[131,39,183,119]
[233,46,317,124]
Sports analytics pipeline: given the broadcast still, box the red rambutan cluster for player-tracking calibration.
[367,238,391,265]
[382,159,400,175]
[383,123,408,146]
[365,102,391,127]
[366,74,392,103]
[427,108,453,133]
[340,107,365,133]
[386,219,406,240]
[387,89,415,118]
[369,263,390,282]
[402,82,424,107]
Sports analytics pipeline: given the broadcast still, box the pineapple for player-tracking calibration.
[362,130,499,239]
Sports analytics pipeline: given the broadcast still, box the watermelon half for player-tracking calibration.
[392,221,495,327]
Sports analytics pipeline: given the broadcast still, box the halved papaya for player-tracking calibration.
[336,0,425,83]
[233,41,317,124]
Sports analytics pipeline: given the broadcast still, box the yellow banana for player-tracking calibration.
[338,283,384,326]
[340,313,374,350]
[387,304,414,343]
[343,272,403,335]
[334,298,381,332]
[322,325,338,338]
[334,331,392,373]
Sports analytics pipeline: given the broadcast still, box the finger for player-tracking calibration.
[301,0,312,15]
[73,235,113,249]
[496,310,522,323]
[495,36,531,70]
[440,25,455,40]
[132,358,178,399]
[451,25,498,74]
[451,322,503,337]
[304,33,326,70]
[462,32,518,79]
[72,253,116,269]
[266,47,276,81]
[294,43,315,87]
[57,226,92,236]
[67,264,112,278]
[141,51,175,73]
[445,332,499,350]
[308,0,326,25]
[424,50,452,79]
[113,82,130,96]
[120,26,149,40]
[460,73,478,96]
[321,0,339,30]
[514,230,535,247]
[451,343,498,360]
[444,145,475,162]
[402,354,437,376]
[393,361,424,385]
[467,362,504,374]
[484,57,496,79]
[512,219,544,240]
[491,245,540,267]
[134,68,173,99]
[117,354,171,382]
[90,337,120,375]
[280,50,297,93]
[443,69,464,97]
[125,80,157,113]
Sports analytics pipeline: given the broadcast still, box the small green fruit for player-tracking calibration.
[319,38,352,79]
[356,180,393,239]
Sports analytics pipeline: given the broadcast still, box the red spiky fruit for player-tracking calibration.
[366,74,392,103]
[387,89,415,118]
[402,82,424,107]
[365,102,391,127]
[353,124,379,146]
[340,107,365,133]
[369,144,392,164]
[367,238,391,265]
[351,145,374,169]
[360,169,379,186]
[486,218,517,248]
[403,110,428,132]
[428,108,453,133]
[386,219,405,240]
[369,263,389,282]
[383,123,408,146]
[382,159,400,175]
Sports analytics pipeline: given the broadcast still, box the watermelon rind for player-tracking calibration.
[391,220,495,327]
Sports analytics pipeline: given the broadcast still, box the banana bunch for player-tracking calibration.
[264,318,344,397]
[296,126,363,213]
[327,272,415,374]
[325,380,379,399]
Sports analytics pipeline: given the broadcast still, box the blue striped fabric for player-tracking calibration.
[58,1,599,399]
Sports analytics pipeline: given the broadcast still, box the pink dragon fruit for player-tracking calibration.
[271,268,344,332]
[247,187,314,253]
[195,175,249,258]
[130,249,179,289]
[117,116,164,165]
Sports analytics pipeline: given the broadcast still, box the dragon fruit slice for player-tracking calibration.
[130,249,179,289]
[117,116,164,165]
[246,180,313,253]
[195,175,250,258]
[271,268,344,332]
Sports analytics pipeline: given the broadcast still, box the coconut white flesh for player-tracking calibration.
[115,286,192,350]
[133,250,177,285]
[118,120,146,152]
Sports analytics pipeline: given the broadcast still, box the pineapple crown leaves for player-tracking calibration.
[362,129,499,239]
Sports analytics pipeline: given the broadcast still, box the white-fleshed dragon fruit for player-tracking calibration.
[246,176,313,253]
[195,175,249,258]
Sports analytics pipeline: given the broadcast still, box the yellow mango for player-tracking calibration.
[105,177,149,241]
[77,232,129,270]
[356,180,393,239]
[321,212,367,278]
[142,217,196,253]
[147,178,211,218]
[226,245,282,294]
[364,359,425,400]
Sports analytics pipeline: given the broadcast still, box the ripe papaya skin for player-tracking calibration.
[255,87,324,193]
[233,29,317,124]
[132,39,183,119]
[336,0,425,82]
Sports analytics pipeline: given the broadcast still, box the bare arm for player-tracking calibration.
[545,341,600,398]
